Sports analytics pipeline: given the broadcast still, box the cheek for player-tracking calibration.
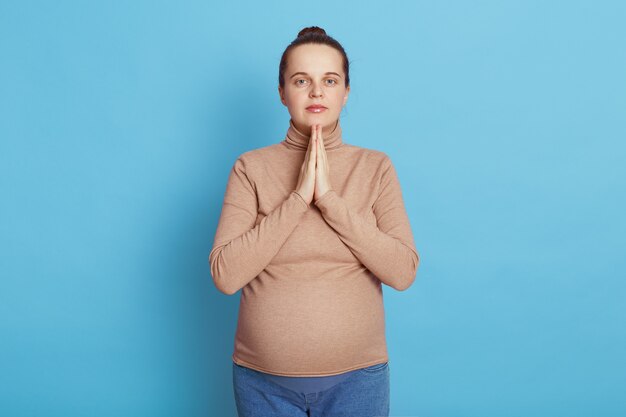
[331,91,346,104]
[290,95,312,114]
[331,95,346,112]
[286,90,305,104]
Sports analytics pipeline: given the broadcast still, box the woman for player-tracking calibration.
[209,26,419,416]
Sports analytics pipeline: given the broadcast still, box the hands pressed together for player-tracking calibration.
[294,123,333,205]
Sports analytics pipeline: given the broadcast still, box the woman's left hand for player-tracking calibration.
[313,123,333,201]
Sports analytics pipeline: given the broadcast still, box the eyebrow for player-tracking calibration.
[290,71,342,79]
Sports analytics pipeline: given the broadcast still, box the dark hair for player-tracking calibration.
[278,26,350,89]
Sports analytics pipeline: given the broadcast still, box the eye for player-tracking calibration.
[296,79,308,86]
[326,79,337,85]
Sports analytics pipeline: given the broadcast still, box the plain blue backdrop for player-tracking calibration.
[1,0,625,416]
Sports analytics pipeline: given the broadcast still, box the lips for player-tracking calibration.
[306,105,327,113]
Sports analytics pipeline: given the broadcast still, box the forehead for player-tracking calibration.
[287,44,344,75]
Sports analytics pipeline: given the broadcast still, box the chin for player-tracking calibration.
[305,113,332,123]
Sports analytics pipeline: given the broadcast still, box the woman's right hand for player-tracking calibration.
[294,125,317,205]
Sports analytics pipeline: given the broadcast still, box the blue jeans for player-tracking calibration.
[232,361,390,417]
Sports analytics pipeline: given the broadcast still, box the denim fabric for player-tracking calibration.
[257,365,360,393]
[232,361,390,417]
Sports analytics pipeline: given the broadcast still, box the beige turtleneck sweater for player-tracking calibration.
[209,118,419,376]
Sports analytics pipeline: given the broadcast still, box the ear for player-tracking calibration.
[343,85,350,106]
[278,86,286,106]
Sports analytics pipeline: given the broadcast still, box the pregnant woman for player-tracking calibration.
[209,26,420,417]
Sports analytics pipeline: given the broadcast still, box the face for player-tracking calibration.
[278,43,350,136]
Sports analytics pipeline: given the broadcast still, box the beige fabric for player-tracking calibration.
[209,118,419,376]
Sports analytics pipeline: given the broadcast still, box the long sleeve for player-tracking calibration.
[209,157,309,295]
[313,155,419,291]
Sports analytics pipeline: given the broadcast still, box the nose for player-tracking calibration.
[309,81,323,98]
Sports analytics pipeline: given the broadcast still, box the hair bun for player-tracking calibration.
[297,26,327,38]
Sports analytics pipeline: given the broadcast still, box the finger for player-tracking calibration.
[316,125,322,162]
[318,124,322,148]
[304,129,311,157]
[317,124,326,164]
[322,139,330,173]
[316,124,322,148]
[310,127,317,167]
[303,135,313,169]
[315,125,320,168]
[309,125,317,155]
[313,125,320,150]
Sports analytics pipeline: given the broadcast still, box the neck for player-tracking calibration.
[283,118,343,151]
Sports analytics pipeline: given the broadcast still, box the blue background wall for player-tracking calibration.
[1,1,625,416]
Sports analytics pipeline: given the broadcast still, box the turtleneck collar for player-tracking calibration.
[283,118,343,151]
